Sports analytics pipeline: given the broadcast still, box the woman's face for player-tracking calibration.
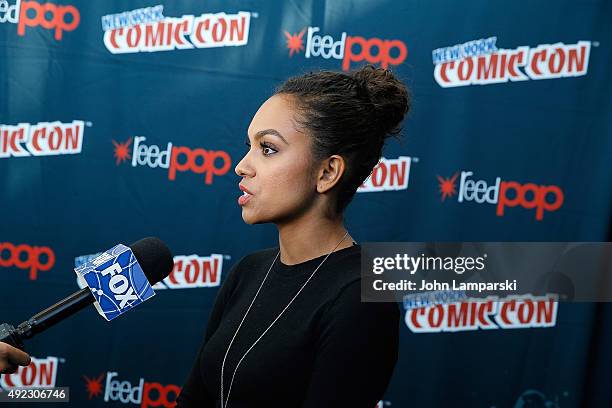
[235,94,319,225]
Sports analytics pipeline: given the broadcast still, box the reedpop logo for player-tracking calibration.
[112,136,231,185]
[0,242,55,280]
[283,26,407,71]
[437,171,564,221]
[83,371,179,408]
[0,0,80,40]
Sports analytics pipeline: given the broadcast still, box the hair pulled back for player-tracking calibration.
[276,64,411,215]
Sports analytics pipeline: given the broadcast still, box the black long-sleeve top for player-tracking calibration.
[175,243,400,408]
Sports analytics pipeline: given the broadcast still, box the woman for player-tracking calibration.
[176,65,410,408]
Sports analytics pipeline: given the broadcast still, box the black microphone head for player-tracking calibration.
[129,237,174,285]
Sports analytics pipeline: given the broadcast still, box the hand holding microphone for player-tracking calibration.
[0,237,173,351]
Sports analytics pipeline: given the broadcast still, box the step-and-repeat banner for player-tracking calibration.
[1,1,611,406]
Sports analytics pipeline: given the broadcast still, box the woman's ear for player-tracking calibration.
[316,155,345,194]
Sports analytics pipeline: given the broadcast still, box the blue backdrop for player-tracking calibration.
[1,0,611,407]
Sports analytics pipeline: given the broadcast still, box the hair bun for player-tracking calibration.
[350,65,410,139]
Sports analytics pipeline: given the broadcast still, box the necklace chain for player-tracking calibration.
[220,231,351,408]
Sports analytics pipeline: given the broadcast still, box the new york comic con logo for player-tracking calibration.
[0,120,87,157]
[0,0,79,40]
[437,171,564,221]
[404,293,558,333]
[0,356,61,389]
[432,37,592,87]
[102,4,251,53]
[357,156,415,193]
[283,26,407,71]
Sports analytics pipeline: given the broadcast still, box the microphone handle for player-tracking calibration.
[17,288,95,340]
[0,288,95,349]
[0,323,23,349]
[0,288,95,350]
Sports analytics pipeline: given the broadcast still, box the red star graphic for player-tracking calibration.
[284,29,305,57]
[83,373,105,399]
[112,137,133,166]
[437,173,459,201]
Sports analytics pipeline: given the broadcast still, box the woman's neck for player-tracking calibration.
[276,213,355,265]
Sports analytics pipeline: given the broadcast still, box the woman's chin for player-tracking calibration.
[242,212,272,225]
[241,209,258,225]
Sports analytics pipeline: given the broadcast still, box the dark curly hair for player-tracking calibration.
[275,64,411,216]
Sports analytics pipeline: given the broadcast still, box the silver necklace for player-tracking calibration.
[220,231,351,408]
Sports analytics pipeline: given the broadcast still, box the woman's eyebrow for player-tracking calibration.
[246,129,289,145]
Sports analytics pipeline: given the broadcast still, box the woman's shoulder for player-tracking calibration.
[233,247,279,275]
[316,273,401,345]
[320,244,362,285]
[322,246,400,320]
[225,244,362,290]
[228,246,278,272]
[222,247,279,286]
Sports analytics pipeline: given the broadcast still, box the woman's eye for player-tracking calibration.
[261,143,277,156]
[244,141,276,156]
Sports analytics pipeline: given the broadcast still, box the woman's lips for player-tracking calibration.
[238,191,253,206]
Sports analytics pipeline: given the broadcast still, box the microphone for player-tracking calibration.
[0,237,173,349]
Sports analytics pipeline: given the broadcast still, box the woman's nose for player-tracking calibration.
[235,154,253,177]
